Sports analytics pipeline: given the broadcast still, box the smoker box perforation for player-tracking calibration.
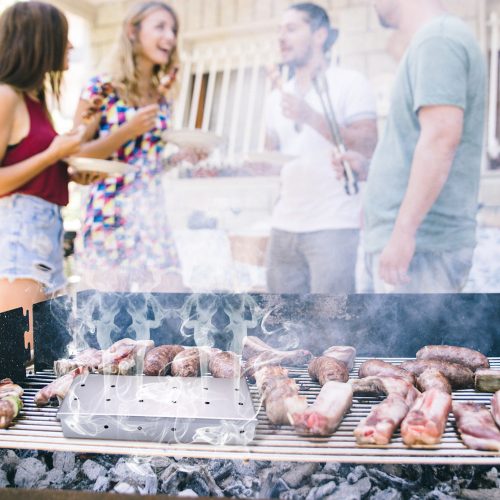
[2,357,500,465]
[57,374,257,444]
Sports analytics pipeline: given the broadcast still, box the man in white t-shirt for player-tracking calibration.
[265,2,378,294]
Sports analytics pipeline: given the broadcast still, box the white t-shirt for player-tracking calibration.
[266,65,376,232]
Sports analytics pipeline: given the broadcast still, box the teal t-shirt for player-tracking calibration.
[364,15,486,253]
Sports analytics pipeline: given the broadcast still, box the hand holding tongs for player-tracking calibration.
[312,70,358,196]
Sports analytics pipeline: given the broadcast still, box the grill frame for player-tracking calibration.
[2,357,500,465]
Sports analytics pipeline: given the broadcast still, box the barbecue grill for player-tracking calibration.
[0,292,499,466]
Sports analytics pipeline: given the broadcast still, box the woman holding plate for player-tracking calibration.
[0,2,101,339]
[73,1,197,292]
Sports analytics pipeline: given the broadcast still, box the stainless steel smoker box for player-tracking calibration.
[58,374,257,445]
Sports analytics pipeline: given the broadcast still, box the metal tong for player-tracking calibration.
[312,70,358,196]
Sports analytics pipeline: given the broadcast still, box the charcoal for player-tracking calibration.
[255,460,272,470]
[312,473,333,486]
[13,457,47,489]
[0,468,9,488]
[306,481,337,500]
[242,475,260,490]
[224,480,254,498]
[179,489,199,497]
[109,457,157,493]
[186,471,210,497]
[82,459,106,481]
[233,459,258,477]
[370,487,403,500]
[322,463,342,475]
[208,459,233,481]
[1,450,19,469]
[114,481,138,494]
[369,468,417,491]
[282,463,319,488]
[460,489,500,499]
[482,467,499,488]
[347,465,367,484]
[423,489,457,500]
[52,451,76,473]
[61,467,81,487]
[270,478,290,498]
[43,468,65,487]
[93,475,110,492]
[325,477,371,500]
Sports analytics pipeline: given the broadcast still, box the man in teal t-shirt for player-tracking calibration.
[362,0,486,292]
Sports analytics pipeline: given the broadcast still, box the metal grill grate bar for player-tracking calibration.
[0,358,499,464]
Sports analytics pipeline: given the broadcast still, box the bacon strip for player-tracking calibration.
[453,402,500,451]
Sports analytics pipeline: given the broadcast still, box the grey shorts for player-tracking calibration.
[365,247,474,293]
[0,194,66,294]
[266,228,360,294]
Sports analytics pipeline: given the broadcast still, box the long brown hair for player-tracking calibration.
[105,1,180,105]
[0,1,68,104]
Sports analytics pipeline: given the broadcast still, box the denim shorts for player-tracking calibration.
[0,194,66,294]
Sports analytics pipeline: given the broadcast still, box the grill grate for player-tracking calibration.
[1,358,500,464]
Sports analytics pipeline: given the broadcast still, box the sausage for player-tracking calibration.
[209,351,243,378]
[171,348,200,377]
[143,345,184,376]
[308,356,349,385]
[416,368,452,394]
[416,345,489,372]
[358,359,415,385]
[400,359,473,390]
[322,346,356,371]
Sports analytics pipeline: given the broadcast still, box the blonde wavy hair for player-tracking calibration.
[104,1,179,105]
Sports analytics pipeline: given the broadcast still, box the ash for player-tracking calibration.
[1,450,499,498]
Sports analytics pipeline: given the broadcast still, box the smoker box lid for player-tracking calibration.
[57,374,255,421]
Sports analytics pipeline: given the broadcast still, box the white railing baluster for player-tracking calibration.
[242,48,261,153]
[228,48,246,160]
[202,49,218,131]
[216,50,232,137]
[488,12,500,159]
[175,55,193,129]
[188,51,205,129]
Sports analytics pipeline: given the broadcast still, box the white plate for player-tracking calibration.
[163,129,223,150]
[67,157,133,176]
[244,151,297,165]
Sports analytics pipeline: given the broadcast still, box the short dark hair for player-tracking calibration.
[0,1,68,103]
[289,2,339,52]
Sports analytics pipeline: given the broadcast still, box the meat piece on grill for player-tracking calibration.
[244,352,284,382]
[254,365,289,393]
[453,402,500,451]
[291,381,353,436]
[101,340,154,375]
[358,359,415,385]
[0,396,23,429]
[242,336,313,366]
[143,345,184,376]
[34,367,88,407]
[262,378,308,425]
[354,395,409,445]
[350,376,420,407]
[475,369,500,393]
[209,351,243,378]
[322,346,356,371]
[171,348,200,377]
[400,388,451,446]
[54,348,103,377]
[308,356,349,385]
[492,391,500,429]
[416,345,489,372]
[400,360,473,390]
[416,368,452,394]
[0,378,24,399]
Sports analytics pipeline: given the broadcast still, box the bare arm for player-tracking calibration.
[73,98,159,159]
[0,86,81,196]
[379,105,464,285]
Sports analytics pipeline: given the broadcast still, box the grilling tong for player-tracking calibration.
[312,71,359,196]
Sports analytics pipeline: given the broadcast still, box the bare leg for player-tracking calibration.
[0,278,47,352]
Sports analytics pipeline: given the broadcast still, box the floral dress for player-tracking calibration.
[76,75,180,281]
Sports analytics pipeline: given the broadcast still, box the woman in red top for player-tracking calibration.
[0,2,94,343]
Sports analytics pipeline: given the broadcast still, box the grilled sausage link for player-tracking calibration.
[400,360,473,390]
[308,356,349,386]
[358,359,415,385]
[416,345,489,372]
[416,368,452,394]
[209,351,243,378]
[171,348,200,377]
[143,345,184,376]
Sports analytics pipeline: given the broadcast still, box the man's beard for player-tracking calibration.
[289,43,314,68]
[376,10,396,29]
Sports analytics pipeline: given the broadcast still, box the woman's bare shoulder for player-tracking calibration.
[0,84,21,107]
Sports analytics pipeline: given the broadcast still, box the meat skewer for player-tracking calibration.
[291,381,353,436]
[453,402,500,451]
[354,395,409,445]
[358,359,415,385]
[322,346,356,371]
[416,345,489,372]
[242,336,313,366]
[400,360,473,390]
[262,377,308,425]
[400,388,452,446]
[171,347,201,377]
[350,376,420,407]
[0,379,24,429]
[209,351,243,379]
[308,356,349,385]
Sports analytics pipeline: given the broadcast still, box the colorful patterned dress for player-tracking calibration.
[76,75,180,284]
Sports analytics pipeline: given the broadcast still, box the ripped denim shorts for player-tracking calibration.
[0,194,66,294]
